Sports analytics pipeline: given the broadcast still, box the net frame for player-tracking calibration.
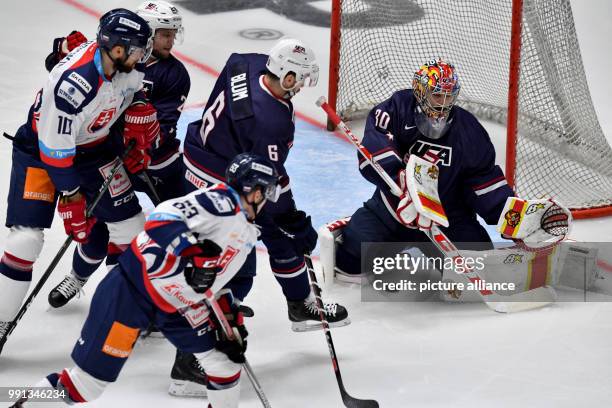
[327,0,612,219]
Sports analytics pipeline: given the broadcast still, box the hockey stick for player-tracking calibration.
[304,254,379,408]
[202,289,272,408]
[316,96,556,313]
[0,142,136,354]
[137,170,162,205]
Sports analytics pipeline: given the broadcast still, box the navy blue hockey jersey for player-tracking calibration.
[183,53,295,215]
[142,54,190,166]
[361,90,514,225]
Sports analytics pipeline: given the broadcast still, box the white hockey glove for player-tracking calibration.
[497,197,572,247]
[395,155,449,230]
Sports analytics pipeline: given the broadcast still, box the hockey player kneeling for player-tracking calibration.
[317,59,573,299]
[14,153,280,408]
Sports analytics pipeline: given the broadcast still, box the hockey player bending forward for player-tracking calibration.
[0,9,159,336]
[323,59,571,282]
[13,153,281,408]
[183,38,349,331]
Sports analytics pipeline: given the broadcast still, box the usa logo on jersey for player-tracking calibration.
[409,140,452,166]
[88,108,116,133]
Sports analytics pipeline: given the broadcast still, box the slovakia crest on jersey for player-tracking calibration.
[88,108,116,133]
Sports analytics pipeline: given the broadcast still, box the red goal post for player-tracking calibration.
[327,0,612,219]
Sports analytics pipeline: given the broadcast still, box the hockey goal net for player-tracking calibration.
[328,0,612,218]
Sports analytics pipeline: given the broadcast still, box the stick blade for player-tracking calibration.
[488,286,557,313]
[342,394,380,408]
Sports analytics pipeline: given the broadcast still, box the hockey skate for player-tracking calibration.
[48,274,87,308]
[287,296,350,332]
[168,350,208,397]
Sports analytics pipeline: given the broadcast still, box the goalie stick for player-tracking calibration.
[202,289,272,408]
[304,255,379,408]
[316,96,557,313]
[0,141,136,355]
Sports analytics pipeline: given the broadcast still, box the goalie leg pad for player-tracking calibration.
[318,217,351,285]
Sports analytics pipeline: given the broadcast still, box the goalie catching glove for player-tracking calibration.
[497,197,572,246]
[396,154,449,230]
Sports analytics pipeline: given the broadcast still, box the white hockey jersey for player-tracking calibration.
[32,40,144,192]
[120,184,258,327]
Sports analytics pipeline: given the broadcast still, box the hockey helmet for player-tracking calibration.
[266,38,319,91]
[136,1,184,45]
[412,58,461,138]
[97,8,153,62]
[226,153,281,203]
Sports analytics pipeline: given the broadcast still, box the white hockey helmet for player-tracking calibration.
[136,1,184,45]
[266,38,319,91]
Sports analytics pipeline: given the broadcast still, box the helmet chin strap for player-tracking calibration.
[280,76,304,99]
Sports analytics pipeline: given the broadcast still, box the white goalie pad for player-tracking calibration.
[440,244,562,302]
[318,217,350,286]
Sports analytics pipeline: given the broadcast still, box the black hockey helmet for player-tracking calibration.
[97,8,153,62]
[225,153,281,202]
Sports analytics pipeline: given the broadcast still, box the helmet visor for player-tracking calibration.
[128,36,153,63]
[259,180,280,203]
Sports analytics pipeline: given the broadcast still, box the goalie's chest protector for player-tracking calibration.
[394,99,501,212]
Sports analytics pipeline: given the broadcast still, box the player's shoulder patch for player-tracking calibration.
[194,187,239,217]
[54,66,97,114]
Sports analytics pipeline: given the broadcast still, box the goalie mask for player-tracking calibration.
[266,38,319,98]
[412,59,460,139]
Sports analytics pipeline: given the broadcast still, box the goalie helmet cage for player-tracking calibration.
[327,0,612,219]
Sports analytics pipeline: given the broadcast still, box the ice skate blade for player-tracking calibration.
[168,379,208,398]
[291,317,352,332]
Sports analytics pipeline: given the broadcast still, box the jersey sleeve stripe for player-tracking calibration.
[38,140,76,168]
[473,179,508,196]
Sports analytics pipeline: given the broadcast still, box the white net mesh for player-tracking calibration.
[334,0,612,211]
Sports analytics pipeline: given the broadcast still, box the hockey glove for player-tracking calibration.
[123,147,151,174]
[184,240,223,294]
[44,31,88,72]
[497,197,572,247]
[123,102,161,151]
[274,210,318,254]
[57,191,96,243]
[214,292,248,364]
